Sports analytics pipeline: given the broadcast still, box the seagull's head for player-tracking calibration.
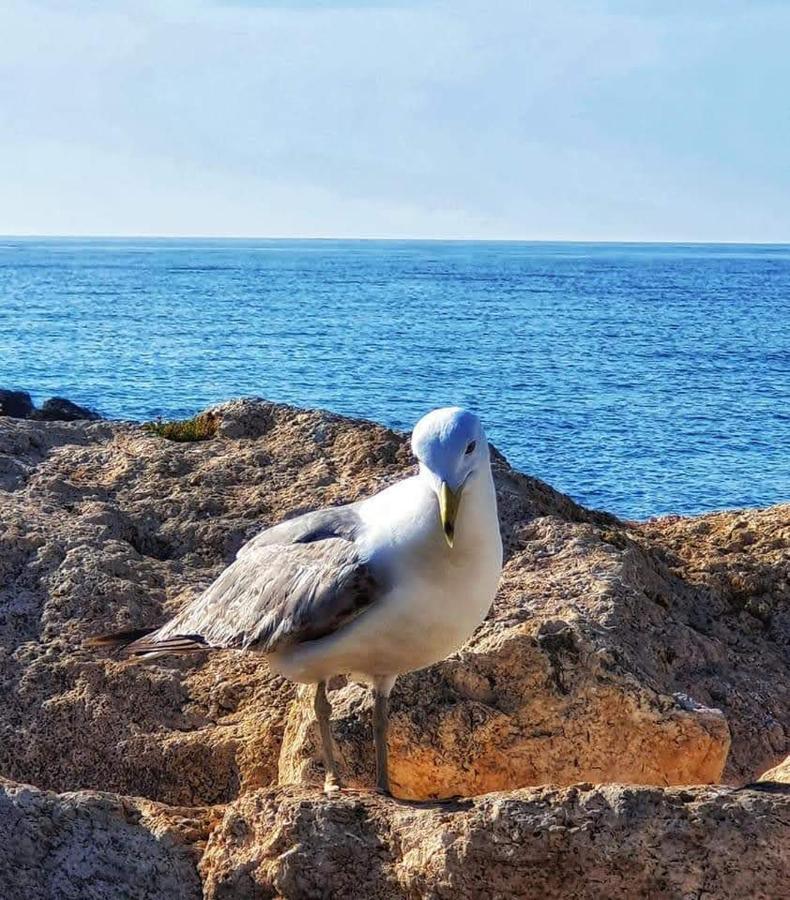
[411,406,489,548]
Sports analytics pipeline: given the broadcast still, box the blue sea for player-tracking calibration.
[1,238,788,520]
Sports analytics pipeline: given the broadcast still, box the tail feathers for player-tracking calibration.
[85,627,159,653]
[86,627,209,659]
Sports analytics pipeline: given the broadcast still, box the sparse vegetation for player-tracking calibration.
[144,411,219,442]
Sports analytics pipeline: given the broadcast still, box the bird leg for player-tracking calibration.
[373,692,390,795]
[372,675,396,796]
[314,681,341,794]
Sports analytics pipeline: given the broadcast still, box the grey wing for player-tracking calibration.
[121,504,379,658]
[237,503,363,559]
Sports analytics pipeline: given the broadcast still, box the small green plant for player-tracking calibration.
[144,411,219,442]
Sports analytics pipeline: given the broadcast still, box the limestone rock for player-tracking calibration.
[3,778,787,899]
[0,400,787,811]
[279,629,730,799]
[0,778,207,900]
[639,505,790,779]
[760,755,790,784]
[0,401,407,805]
[200,784,790,899]
[1,398,789,898]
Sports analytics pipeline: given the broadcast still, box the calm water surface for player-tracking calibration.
[1,238,788,519]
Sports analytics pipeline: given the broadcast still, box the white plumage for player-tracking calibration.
[270,456,502,685]
[90,406,503,795]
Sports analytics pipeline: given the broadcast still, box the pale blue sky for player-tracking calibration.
[1,0,788,240]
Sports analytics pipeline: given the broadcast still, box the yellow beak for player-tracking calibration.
[439,481,462,548]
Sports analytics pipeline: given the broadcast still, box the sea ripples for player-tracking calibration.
[1,238,788,519]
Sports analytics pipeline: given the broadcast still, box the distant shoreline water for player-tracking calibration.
[4,236,790,245]
[1,238,788,519]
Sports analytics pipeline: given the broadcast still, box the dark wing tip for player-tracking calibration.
[126,634,210,657]
[85,627,209,658]
[84,627,158,652]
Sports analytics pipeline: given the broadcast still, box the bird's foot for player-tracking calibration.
[375,780,392,798]
[323,774,342,795]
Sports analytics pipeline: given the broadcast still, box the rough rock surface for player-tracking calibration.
[0,399,786,808]
[199,784,790,900]
[3,779,787,900]
[33,396,102,422]
[760,755,790,784]
[0,388,34,418]
[0,401,414,805]
[0,389,101,421]
[0,399,789,896]
[0,778,208,900]
[638,506,789,780]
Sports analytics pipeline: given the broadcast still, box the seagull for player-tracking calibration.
[89,407,503,796]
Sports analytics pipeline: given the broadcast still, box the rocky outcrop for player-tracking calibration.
[638,505,789,780]
[0,389,100,421]
[33,396,102,421]
[2,779,787,900]
[0,398,788,897]
[278,633,729,799]
[0,389,34,418]
[760,755,790,784]
[0,401,409,804]
[0,778,208,900]
[202,784,790,899]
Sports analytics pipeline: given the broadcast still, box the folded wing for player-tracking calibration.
[92,505,379,659]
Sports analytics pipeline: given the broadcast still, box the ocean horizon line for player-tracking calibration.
[2,234,790,248]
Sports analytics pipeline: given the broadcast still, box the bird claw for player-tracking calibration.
[323,775,342,795]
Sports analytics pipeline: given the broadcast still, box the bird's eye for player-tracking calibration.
[465,441,476,455]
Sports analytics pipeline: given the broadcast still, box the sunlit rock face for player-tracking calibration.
[198,784,790,900]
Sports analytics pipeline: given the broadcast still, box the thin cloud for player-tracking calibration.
[1,0,788,240]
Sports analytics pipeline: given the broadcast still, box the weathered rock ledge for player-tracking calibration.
[0,398,788,897]
[1,778,788,900]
